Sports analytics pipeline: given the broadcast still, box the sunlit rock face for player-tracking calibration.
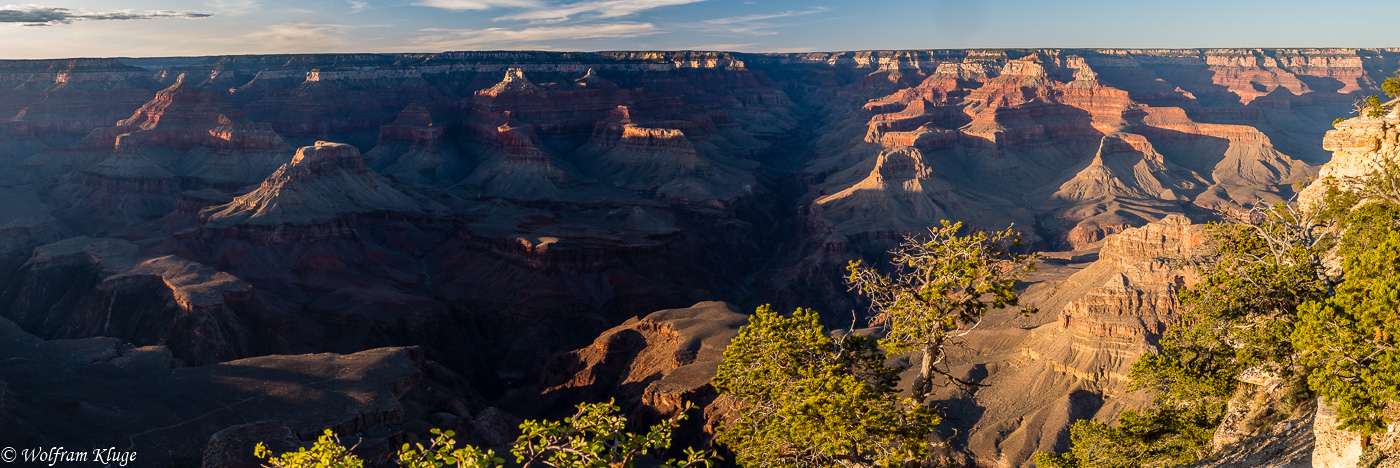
[0,48,1394,468]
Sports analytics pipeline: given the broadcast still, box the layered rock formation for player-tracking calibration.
[0,59,161,168]
[804,52,1317,253]
[0,236,256,365]
[1278,100,1400,468]
[37,77,291,227]
[199,141,431,237]
[531,301,746,417]
[917,215,1206,466]
[1299,107,1400,208]
[364,104,470,187]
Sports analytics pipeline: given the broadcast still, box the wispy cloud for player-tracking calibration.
[700,6,827,35]
[410,21,658,49]
[704,7,828,26]
[347,1,368,12]
[205,0,262,15]
[681,42,758,51]
[0,5,212,26]
[496,0,704,24]
[240,22,347,52]
[413,0,541,10]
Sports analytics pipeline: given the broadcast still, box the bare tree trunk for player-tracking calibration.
[914,346,935,401]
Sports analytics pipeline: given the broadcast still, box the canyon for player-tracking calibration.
[0,48,1395,467]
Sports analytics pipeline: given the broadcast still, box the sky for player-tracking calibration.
[0,0,1398,58]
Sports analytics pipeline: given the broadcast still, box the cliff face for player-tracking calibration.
[0,49,1392,468]
[920,215,1206,466]
[1299,109,1400,208]
[802,50,1317,255]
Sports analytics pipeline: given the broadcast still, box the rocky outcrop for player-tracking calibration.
[1059,214,1204,340]
[0,237,257,365]
[535,301,745,409]
[529,301,748,442]
[573,110,757,202]
[803,49,1327,252]
[1309,402,1366,468]
[459,114,587,201]
[0,319,493,468]
[809,145,1021,238]
[364,104,470,187]
[198,142,434,242]
[1299,111,1400,208]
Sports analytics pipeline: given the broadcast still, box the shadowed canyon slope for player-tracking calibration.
[0,49,1396,467]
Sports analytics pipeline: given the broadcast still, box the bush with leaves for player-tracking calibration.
[1360,95,1387,118]
[257,402,717,468]
[256,429,365,468]
[512,400,718,468]
[398,428,503,468]
[713,306,938,468]
[1382,71,1400,99]
[845,220,1036,400]
[1286,164,1400,434]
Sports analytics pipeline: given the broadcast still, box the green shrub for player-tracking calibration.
[257,402,717,468]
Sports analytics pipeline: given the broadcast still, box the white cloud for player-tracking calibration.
[496,0,704,23]
[413,0,541,10]
[347,1,368,12]
[410,21,658,49]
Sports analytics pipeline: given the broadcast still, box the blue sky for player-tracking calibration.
[1,0,1398,58]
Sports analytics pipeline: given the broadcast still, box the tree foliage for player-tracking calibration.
[1030,403,1226,467]
[1295,231,1400,434]
[1291,164,1400,434]
[257,402,717,468]
[1147,202,1335,388]
[713,306,937,468]
[1382,72,1400,99]
[1032,404,1222,468]
[1359,95,1387,118]
[845,220,1035,400]
[512,401,717,468]
[1040,157,1400,466]
[398,429,503,468]
[257,430,365,468]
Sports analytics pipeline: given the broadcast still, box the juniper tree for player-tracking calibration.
[845,221,1036,401]
[713,306,938,468]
